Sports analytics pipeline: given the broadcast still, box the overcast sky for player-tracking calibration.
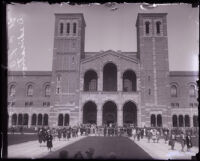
[7,3,199,71]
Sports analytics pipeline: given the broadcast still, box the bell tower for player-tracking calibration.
[50,13,86,127]
[136,13,170,128]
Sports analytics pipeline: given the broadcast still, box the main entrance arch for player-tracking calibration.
[103,101,117,125]
[123,101,137,126]
[83,101,97,124]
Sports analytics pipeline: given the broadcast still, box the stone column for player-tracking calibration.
[28,114,32,128]
[79,108,83,124]
[190,115,193,127]
[97,108,102,126]
[117,71,122,91]
[117,108,123,126]
[80,76,84,91]
[98,70,103,91]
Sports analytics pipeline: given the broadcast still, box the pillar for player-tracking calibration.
[117,108,123,126]
[97,108,102,126]
[117,71,122,91]
[28,113,32,128]
[98,70,103,91]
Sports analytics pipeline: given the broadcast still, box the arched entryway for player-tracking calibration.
[12,114,17,126]
[43,114,48,126]
[103,101,117,125]
[31,114,37,126]
[58,114,64,126]
[23,113,29,126]
[103,63,117,91]
[83,101,97,124]
[123,101,137,126]
[172,115,178,127]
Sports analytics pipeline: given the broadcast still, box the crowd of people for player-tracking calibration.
[36,123,197,154]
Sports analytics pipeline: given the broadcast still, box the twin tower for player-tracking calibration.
[49,13,170,127]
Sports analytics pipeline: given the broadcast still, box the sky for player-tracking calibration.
[7,3,199,71]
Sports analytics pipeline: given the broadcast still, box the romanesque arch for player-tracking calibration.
[31,114,37,126]
[123,101,137,126]
[83,101,97,124]
[12,113,17,125]
[84,70,98,91]
[103,62,117,91]
[123,70,137,92]
[102,101,117,125]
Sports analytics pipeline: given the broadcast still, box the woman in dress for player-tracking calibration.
[46,130,53,152]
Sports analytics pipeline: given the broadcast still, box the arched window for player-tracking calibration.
[189,85,196,97]
[43,114,48,126]
[12,114,17,125]
[73,22,77,34]
[178,115,184,127]
[103,63,117,91]
[185,115,190,127]
[123,70,137,92]
[157,114,162,127]
[18,114,23,125]
[84,70,98,91]
[171,85,177,97]
[31,114,37,126]
[64,114,70,126]
[58,114,63,126]
[145,21,150,34]
[23,114,29,126]
[193,115,198,127]
[60,22,64,35]
[9,85,16,96]
[38,114,43,126]
[151,114,156,127]
[45,85,50,97]
[27,85,33,97]
[172,115,178,127]
[66,22,70,34]
[156,21,161,34]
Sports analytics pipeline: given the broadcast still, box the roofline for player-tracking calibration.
[8,71,52,76]
[169,71,199,77]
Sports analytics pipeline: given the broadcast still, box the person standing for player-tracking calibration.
[156,129,160,143]
[132,128,137,141]
[57,129,62,141]
[169,131,176,150]
[164,130,169,144]
[180,131,186,152]
[186,131,193,152]
[46,130,53,152]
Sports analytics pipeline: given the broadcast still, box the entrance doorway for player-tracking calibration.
[83,101,97,124]
[123,101,137,126]
[103,101,117,125]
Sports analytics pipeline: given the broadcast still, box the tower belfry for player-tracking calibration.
[50,13,86,126]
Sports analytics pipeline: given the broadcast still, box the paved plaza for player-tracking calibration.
[8,134,198,159]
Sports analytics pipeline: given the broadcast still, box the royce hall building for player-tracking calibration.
[8,13,199,128]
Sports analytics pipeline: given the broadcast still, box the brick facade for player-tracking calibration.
[8,13,198,128]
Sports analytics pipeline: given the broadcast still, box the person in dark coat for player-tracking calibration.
[67,128,71,140]
[104,126,107,137]
[74,151,84,159]
[186,132,193,151]
[38,129,43,146]
[63,128,67,141]
[169,131,176,150]
[57,129,62,141]
[46,130,53,152]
